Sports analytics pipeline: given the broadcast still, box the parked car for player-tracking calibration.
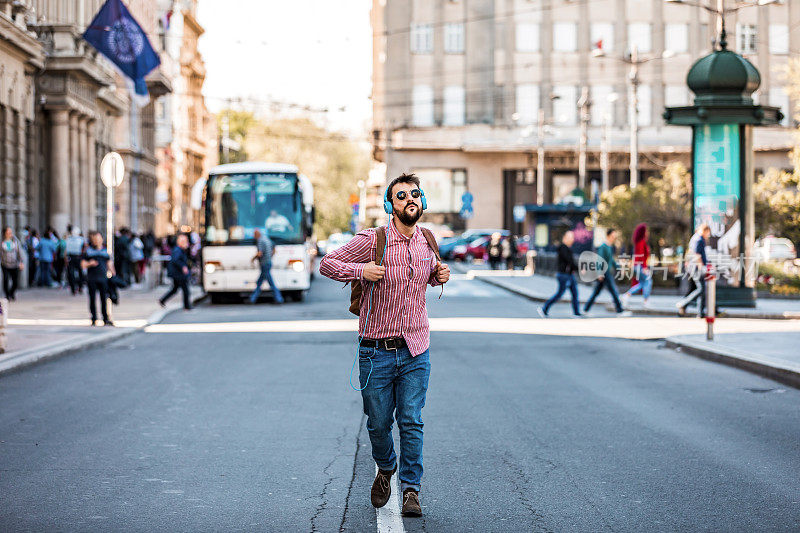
[755,236,797,263]
[444,229,510,260]
[456,234,531,264]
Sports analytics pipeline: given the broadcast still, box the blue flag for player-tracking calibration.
[83,0,160,106]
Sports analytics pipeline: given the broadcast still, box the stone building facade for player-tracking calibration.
[154,0,216,236]
[0,1,44,232]
[371,0,798,236]
[29,0,172,237]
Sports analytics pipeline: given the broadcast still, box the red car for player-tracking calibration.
[455,235,530,263]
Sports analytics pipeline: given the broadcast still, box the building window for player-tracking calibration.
[736,23,757,55]
[443,85,465,126]
[769,24,789,55]
[665,85,689,107]
[770,87,791,126]
[591,85,614,126]
[412,85,434,126]
[553,85,577,125]
[515,84,540,125]
[411,23,433,54]
[412,168,468,213]
[591,22,614,52]
[444,23,465,53]
[516,22,540,52]
[553,22,577,52]
[628,23,651,53]
[665,23,688,53]
[636,84,652,126]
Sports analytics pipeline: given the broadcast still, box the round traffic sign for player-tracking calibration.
[100,152,125,187]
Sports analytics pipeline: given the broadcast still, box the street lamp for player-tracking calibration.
[665,0,782,51]
[592,47,674,188]
[577,86,591,191]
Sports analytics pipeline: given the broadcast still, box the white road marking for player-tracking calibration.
[144,317,800,340]
[375,465,405,533]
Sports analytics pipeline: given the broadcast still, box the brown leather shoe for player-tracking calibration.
[401,489,422,517]
[370,466,396,508]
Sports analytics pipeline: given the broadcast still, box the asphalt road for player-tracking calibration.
[1,272,799,532]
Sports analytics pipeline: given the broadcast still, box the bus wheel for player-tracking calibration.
[286,290,305,302]
[209,292,225,304]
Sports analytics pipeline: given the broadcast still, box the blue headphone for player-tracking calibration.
[383,186,427,214]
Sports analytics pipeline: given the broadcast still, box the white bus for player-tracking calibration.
[194,162,315,303]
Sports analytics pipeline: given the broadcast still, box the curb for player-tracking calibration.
[664,336,800,390]
[0,292,207,377]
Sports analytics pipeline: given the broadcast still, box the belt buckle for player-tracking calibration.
[385,338,399,351]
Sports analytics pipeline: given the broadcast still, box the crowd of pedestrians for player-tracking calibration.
[0,225,202,323]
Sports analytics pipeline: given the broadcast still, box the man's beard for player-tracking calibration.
[396,204,422,226]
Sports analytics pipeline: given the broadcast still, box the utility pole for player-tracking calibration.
[577,86,591,191]
[601,113,611,194]
[221,112,231,164]
[628,45,640,189]
[537,108,545,206]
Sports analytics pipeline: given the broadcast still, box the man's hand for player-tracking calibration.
[362,261,385,282]
[434,262,450,284]
[182,266,189,275]
[88,260,99,267]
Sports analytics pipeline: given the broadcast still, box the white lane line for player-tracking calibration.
[375,465,405,533]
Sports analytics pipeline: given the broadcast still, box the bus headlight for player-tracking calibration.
[288,259,305,272]
[204,261,221,274]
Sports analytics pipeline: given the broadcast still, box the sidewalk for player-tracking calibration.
[1,283,204,375]
[452,262,800,388]
[664,333,800,389]
[451,263,800,319]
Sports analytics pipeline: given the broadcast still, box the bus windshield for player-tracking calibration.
[204,172,304,245]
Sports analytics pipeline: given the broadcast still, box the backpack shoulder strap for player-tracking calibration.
[375,226,387,265]
[420,228,441,262]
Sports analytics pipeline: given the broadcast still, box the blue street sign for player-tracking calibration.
[460,191,474,220]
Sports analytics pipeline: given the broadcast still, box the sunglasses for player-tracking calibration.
[394,189,422,201]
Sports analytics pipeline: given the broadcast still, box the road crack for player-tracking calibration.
[310,425,348,532]
[338,413,366,533]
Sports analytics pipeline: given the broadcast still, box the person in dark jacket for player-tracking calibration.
[159,233,192,310]
[539,231,582,317]
[81,231,115,326]
[486,232,504,270]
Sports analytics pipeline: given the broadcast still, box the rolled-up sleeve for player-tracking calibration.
[319,229,375,282]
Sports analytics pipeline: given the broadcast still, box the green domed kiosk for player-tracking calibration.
[663,35,783,308]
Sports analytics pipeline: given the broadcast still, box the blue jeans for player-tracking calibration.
[38,260,53,287]
[542,272,580,315]
[625,265,653,299]
[584,274,623,313]
[249,262,283,303]
[358,344,430,492]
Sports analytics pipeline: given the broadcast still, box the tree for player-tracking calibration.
[751,57,800,247]
[590,162,693,252]
[754,169,800,246]
[216,110,258,163]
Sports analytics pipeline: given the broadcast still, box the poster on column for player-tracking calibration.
[693,123,741,283]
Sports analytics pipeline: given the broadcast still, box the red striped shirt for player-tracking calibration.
[319,221,443,356]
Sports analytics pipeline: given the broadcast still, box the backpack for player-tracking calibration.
[348,226,441,316]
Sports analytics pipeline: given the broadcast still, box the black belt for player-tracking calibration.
[360,337,406,351]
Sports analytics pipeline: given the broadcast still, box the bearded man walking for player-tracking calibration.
[319,173,450,517]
